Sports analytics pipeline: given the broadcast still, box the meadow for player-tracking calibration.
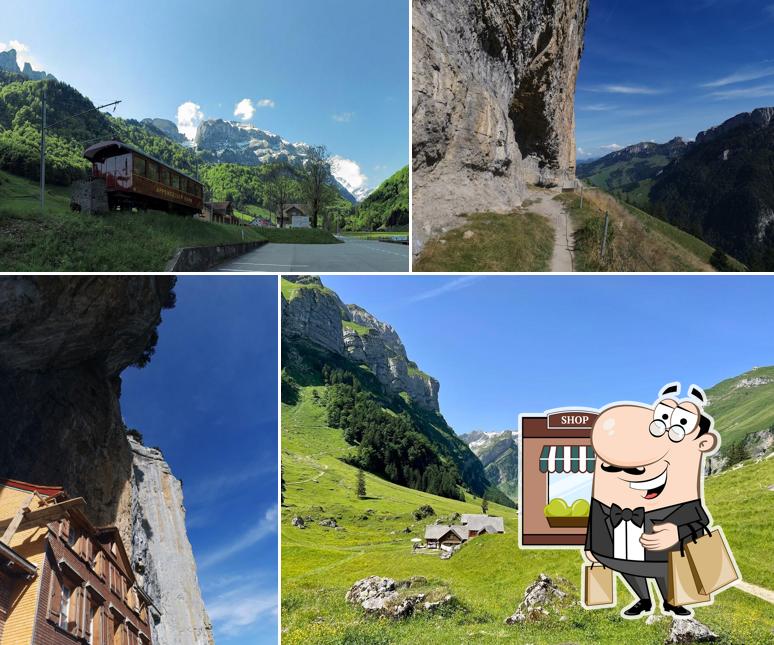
[282,386,774,644]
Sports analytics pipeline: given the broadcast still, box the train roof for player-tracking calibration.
[83,140,202,185]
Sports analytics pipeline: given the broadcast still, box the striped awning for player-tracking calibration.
[539,445,595,473]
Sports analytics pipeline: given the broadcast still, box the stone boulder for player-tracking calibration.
[319,518,338,528]
[345,576,455,619]
[292,516,305,528]
[505,574,568,624]
[665,618,718,643]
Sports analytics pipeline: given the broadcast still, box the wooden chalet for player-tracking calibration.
[203,201,240,225]
[0,479,155,645]
[460,514,505,537]
[423,525,469,549]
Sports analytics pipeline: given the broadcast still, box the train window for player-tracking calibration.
[160,167,169,186]
[147,161,158,182]
[133,155,146,177]
[185,179,193,194]
[171,174,179,190]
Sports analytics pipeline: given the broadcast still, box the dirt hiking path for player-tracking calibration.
[527,189,575,272]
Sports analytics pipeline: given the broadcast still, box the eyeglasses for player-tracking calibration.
[648,419,685,442]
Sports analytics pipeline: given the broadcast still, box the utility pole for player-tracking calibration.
[40,86,46,213]
[39,88,121,215]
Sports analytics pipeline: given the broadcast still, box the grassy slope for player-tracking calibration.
[414,212,554,272]
[0,170,267,271]
[0,170,341,270]
[557,189,719,272]
[282,387,774,644]
[580,155,670,210]
[707,366,774,446]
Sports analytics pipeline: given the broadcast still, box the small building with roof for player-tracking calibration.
[460,514,505,537]
[423,525,469,549]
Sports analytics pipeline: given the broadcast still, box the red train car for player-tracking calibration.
[83,141,204,215]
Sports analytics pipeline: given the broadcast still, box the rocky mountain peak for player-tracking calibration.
[695,106,774,145]
[282,279,440,411]
[142,118,188,145]
[0,48,56,80]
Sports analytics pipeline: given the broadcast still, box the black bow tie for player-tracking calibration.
[610,504,645,528]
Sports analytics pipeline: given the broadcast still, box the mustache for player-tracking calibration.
[600,463,646,476]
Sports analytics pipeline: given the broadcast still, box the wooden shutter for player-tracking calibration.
[48,574,61,621]
[60,518,70,541]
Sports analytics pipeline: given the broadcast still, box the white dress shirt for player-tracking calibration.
[613,520,645,561]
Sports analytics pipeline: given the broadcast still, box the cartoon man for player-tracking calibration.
[584,383,720,618]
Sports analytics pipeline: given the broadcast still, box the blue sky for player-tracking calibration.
[576,0,774,159]
[324,275,774,435]
[120,277,277,645]
[0,0,408,191]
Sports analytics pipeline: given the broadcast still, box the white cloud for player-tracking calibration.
[709,84,774,100]
[207,589,277,636]
[234,98,256,121]
[579,103,617,112]
[589,84,665,95]
[257,98,275,108]
[198,506,277,569]
[0,39,43,72]
[331,155,368,194]
[702,65,774,88]
[600,143,623,151]
[177,101,204,141]
[332,112,354,123]
[406,277,481,304]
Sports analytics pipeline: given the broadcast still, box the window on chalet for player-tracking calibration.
[133,155,146,177]
[147,161,158,182]
[68,525,79,549]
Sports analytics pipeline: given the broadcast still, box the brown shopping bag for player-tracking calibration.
[668,548,710,606]
[684,527,739,595]
[583,563,614,607]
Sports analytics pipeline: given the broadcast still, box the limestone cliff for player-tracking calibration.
[130,438,213,645]
[282,277,440,412]
[412,0,588,251]
[0,276,212,645]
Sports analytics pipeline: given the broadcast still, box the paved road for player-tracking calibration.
[215,237,409,272]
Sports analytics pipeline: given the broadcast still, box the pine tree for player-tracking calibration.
[356,468,366,499]
[481,497,489,515]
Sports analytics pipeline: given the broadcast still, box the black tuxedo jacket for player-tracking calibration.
[585,498,710,562]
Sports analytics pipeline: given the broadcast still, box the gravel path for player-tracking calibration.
[736,581,774,604]
[527,189,575,272]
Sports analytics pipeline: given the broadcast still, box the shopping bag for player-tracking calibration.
[668,548,710,606]
[684,528,739,595]
[583,563,614,607]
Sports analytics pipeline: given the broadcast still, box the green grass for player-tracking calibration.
[340,231,409,240]
[283,387,774,644]
[280,277,338,302]
[707,366,774,446]
[0,170,267,271]
[259,227,341,244]
[414,212,554,272]
[343,320,371,336]
[556,190,715,272]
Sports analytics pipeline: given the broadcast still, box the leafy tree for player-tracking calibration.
[356,468,366,499]
[481,498,489,514]
[301,145,334,228]
[264,163,298,228]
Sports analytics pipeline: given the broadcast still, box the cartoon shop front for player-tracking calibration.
[519,410,598,546]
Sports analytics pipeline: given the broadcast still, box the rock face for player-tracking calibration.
[706,428,774,475]
[282,277,440,412]
[142,118,188,145]
[0,48,56,80]
[695,108,774,146]
[129,438,213,645]
[0,276,211,645]
[412,0,588,251]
